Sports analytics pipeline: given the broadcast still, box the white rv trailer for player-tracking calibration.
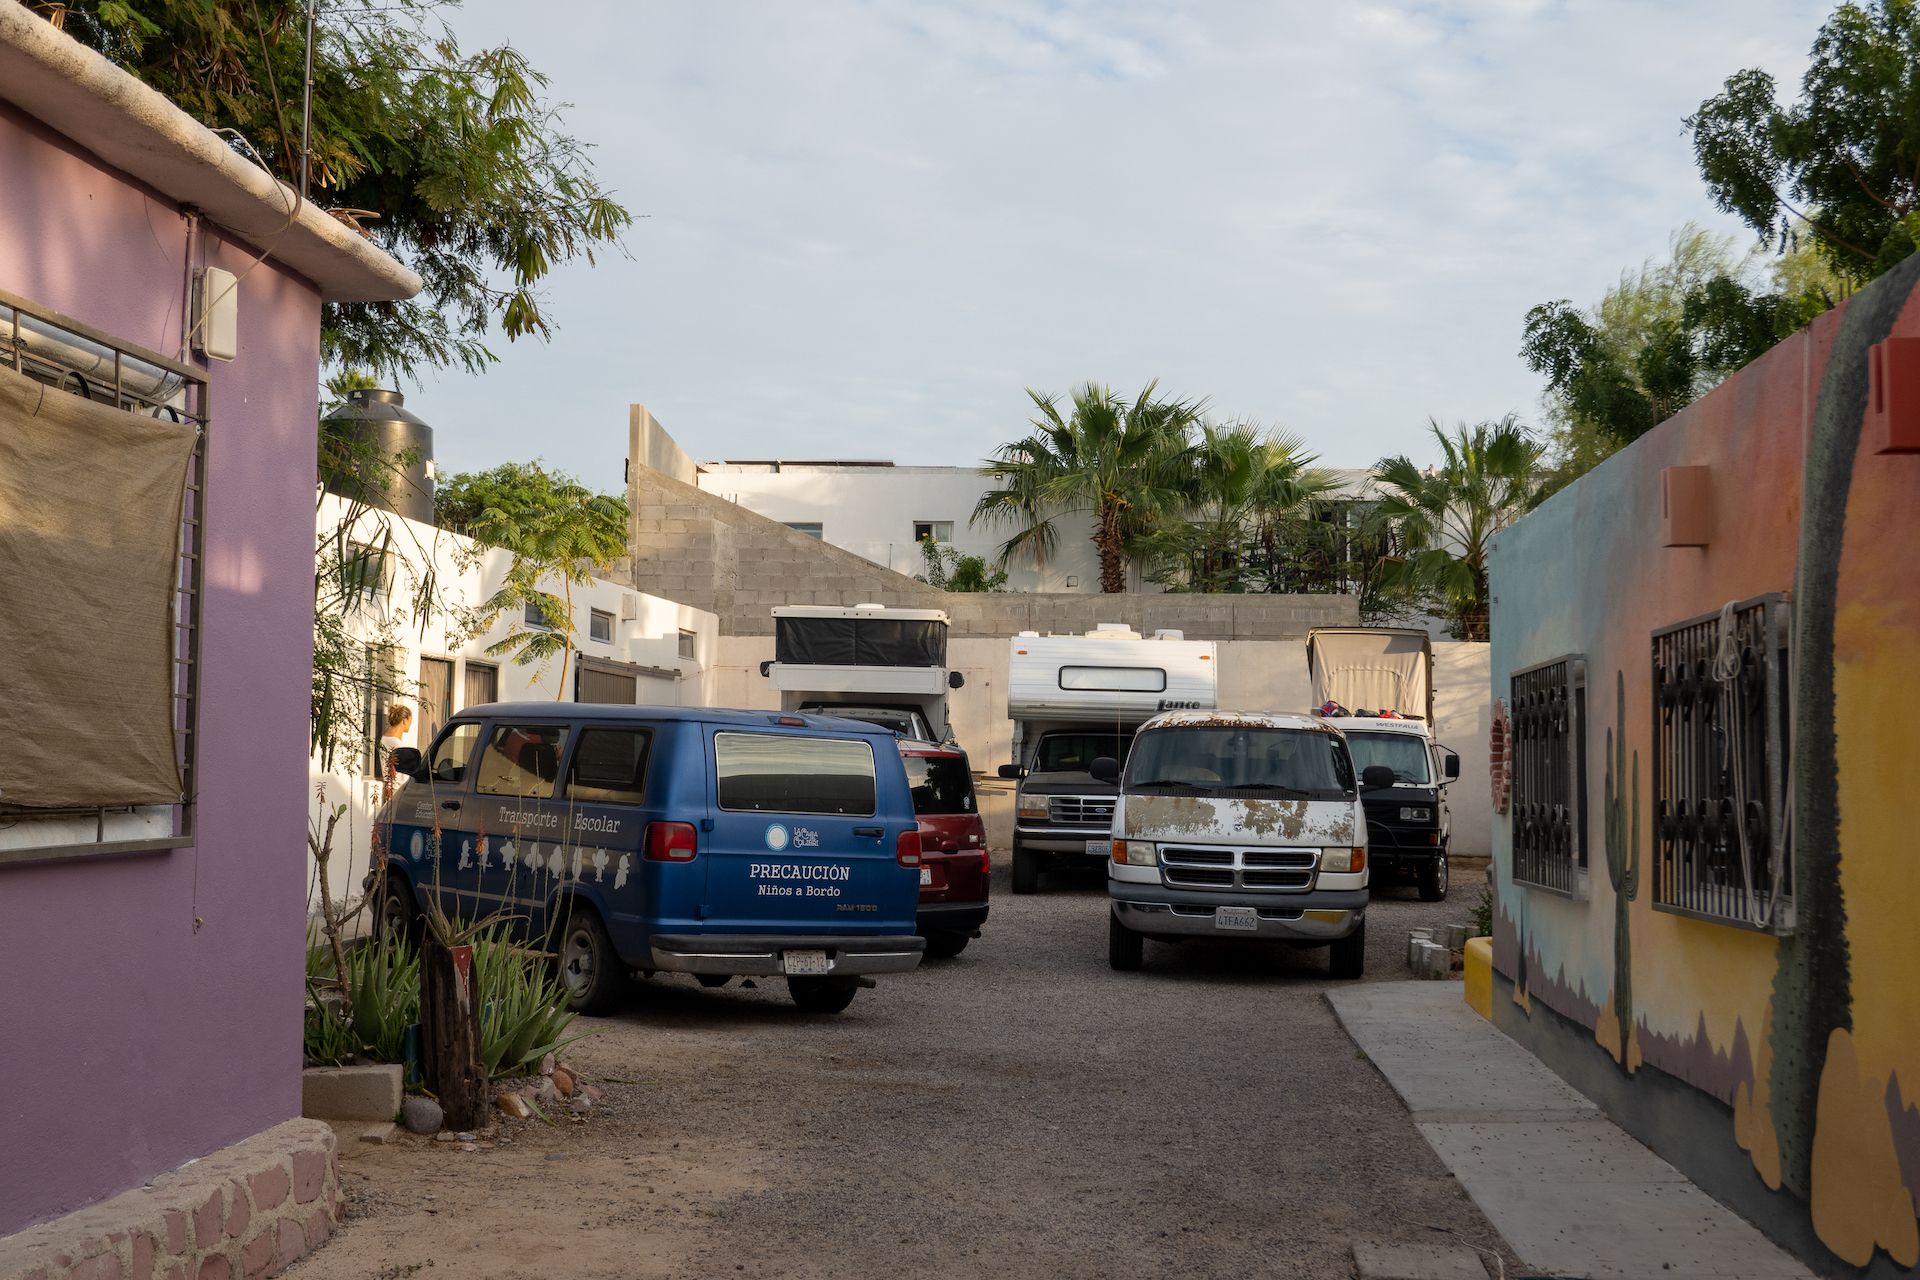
[1002,625,1217,893]
[763,604,961,742]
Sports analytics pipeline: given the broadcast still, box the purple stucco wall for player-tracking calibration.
[0,102,320,1235]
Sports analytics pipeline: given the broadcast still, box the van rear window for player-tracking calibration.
[566,728,652,805]
[715,732,876,816]
[904,755,974,815]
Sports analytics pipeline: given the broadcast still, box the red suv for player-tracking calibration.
[899,740,990,958]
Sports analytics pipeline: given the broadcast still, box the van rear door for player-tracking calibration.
[701,725,918,935]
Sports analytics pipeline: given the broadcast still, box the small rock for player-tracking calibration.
[359,1122,398,1145]
[458,1143,478,1153]
[536,1079,560,1105]
[495,1093,532,1119]
[401,1097,444,1135]
[583,1085,604,1103]
[570,1095,593,1115]
[434,1132,457,1143]
[541,1052,556,1076]
[551,1067,576,1098]
[452,1132,477,1143]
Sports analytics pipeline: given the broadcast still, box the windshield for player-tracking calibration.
[1032,731,1133,774]
[1124,726,1354,799]
[903,754,975,815]
[1342,731,1432,785]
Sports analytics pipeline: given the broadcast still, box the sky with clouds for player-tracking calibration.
[400,0,1834,490]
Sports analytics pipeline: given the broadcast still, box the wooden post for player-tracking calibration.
[420,938,488,1130]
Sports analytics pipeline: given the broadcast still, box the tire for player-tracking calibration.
[378,873,422,949]
[923,931,971,959]
[1418,854,1449,902]
[1108,910,1144,971]
[1011,844,1041,895]
[557,905,630,1016]
[1329,920,1367,980]
[787,977,859,1014]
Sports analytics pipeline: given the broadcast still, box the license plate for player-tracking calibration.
[1085,839,1111,857]
[782,949,831,975]
[919,867,933,886]
[1214,906,1259,932]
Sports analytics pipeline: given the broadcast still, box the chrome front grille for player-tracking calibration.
[1160,845,1319,893]
[1046,795,1116,827]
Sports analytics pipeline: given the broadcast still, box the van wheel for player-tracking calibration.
[787,977,859,1014]
[1329,921,1367,979]
[1011,845,1040,895]
[558,906,629,1015]
[923,931,970,959]
[1108,911,1143,971]
[1418,855,1449,902]
[378,875,422,949]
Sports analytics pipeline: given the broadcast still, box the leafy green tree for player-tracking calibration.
[1253,500,1425,626]
[1141,422,1336,593]
[972,382,1202,593]
[1689,0,1920,286]
[1370,418,1545,642]
[437,464,628,698]
[66,1,630,380]
[914,539,1008,592]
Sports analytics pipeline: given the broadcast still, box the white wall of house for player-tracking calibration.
[307,493,719,916]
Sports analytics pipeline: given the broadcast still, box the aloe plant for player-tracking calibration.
[347,933,421,1063]
[471,923,584,1078]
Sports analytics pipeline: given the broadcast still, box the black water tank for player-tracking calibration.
[321,388,435,523]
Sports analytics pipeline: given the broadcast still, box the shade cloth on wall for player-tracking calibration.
[0,364,197,807]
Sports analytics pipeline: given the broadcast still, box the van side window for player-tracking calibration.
[474,724,570,800]
[715,732,875,816]
[566,728,652,805]
[428,722,482,785]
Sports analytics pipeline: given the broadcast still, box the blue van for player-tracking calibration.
[379,704,927,1015]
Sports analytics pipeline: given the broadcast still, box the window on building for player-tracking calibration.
[343,540,393,602]
[1651,596,1792,929]
[589,608,614,643]
[524,600,554,630]
[360,643,404,775]
[913,520,954,544]
[462,661,498,709]
[1509,655,1587,895]
[678,629,698,661]
[785,521,824,539]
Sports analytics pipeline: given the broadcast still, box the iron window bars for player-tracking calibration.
[1510,654,1588,896]
[1650,594,1793,932]
[0,287,207,866]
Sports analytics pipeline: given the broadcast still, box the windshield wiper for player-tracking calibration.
[1132,778,1205,789]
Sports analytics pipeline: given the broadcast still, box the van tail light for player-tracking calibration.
[644,821,698,862]
[896,829,923,868]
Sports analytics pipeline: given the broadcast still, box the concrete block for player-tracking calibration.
[1413,941,1451,979]
[300,1065,401,1123]
[1351,1239,1489,1280]
[1443,923,1470,950]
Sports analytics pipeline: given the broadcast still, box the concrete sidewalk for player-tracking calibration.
[1329,982,1814,1280]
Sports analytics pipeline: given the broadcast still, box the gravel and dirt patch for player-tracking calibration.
[289,865,1513,1280]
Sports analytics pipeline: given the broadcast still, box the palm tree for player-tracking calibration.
[1145,421,1339,592]
[972,382,1201,593]
[1370,416,1545,641]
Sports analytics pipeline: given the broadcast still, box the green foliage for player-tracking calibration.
[347,934,421,1064]
[303,989,357,1068]
[472,924,582,1079]
[915,539,1008,592]
[1471,882,1494,940]
[64,1,631,381]
[1369,417,1544,642]
[1689,1,1920,287]
[437,463,628,694]
[973,382,1203,593]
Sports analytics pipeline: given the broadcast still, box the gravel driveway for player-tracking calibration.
[292,866,1515,1280]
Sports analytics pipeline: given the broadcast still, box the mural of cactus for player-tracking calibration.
[1604,670,1639,1069]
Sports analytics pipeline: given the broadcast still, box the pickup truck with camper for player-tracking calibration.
[1001,625,1217,894]
[381,704,926,1016]
[761,604,963,743]
[1095,710,1388,978]
[1307,628,1460,901]
[898,738,991,958]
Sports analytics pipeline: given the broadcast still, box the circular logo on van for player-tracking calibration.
[764,823,791,852]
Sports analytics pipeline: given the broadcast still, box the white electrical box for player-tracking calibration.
[194,267,238,361]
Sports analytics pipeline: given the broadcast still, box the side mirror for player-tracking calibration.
[1443,751,1461,781]
[1090,756,1121,785]
[391,746,424,779]
[997,763,1025,780]
[948,671,966,689]
[1360,764,1396,792]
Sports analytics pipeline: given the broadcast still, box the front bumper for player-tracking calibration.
[1108,881,1367,943]
[646,933,925,977]
[917,901,990,933]
[1015,827,1111,856]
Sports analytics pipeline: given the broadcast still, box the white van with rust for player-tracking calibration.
[1092,710,1390,978]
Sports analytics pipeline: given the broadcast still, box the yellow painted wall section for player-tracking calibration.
[1464,936,1493,1022]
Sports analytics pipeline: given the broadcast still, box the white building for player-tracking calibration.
[694,457,1379,592]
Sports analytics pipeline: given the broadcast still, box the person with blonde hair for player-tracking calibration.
[378,703,413,770]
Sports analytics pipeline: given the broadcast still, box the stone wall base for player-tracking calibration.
[0,1119,342,1280]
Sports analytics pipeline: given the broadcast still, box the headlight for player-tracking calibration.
[1321,846,1367,874]
[1018,802,1050,821]
[1112,839,1157,866]
[1399,806,1432,822]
